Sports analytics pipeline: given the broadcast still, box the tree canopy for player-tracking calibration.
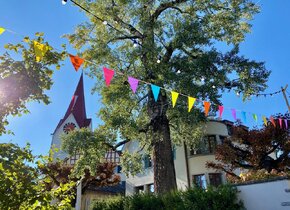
[207,115,290,182]
[62,0,270,193]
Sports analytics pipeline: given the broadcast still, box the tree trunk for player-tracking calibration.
[148,91,177,193]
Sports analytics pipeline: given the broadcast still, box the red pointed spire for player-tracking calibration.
[53,73,91,133]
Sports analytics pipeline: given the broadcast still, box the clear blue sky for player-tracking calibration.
[0,0,289,156]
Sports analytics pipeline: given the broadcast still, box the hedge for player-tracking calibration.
[91,184,244,210]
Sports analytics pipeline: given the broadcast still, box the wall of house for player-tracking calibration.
[236,178,290,210]
[174,144,190,191]
[124,120,230,194]
[187,121,228,187]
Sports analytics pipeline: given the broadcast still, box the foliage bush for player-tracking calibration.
[237,169,290,183]
[91,185,244,210]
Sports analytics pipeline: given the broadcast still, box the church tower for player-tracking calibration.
[50,73,92,161]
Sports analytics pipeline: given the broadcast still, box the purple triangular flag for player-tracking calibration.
[231,109,237,121]
[128,76,139,93]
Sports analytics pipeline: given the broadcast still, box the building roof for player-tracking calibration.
[53,73,91,134]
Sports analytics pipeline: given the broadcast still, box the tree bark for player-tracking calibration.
[148,91,177,193]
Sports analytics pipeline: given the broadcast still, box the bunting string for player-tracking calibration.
[0,25,288,129]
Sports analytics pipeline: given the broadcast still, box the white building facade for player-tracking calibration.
[123,120,232,195]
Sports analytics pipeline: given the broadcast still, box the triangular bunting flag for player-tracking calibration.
[279,118,283,128]
[270,116,276,127]
[285,119,288,129]
[241,111,247,123]
[231,109,237,121]
[188,97,196,112]
[262,116,267,126]
[171,91,179,108]
[103,67,115,87]
[0,27,5,35]
[151,84,160,102]
[218,106,224,118]
[128,77,139,93]
[33,41,49,62]
[252,114,258,122]
[204,101,211,116]
[69,54,84,71]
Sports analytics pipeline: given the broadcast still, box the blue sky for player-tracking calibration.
[0,0,289,156]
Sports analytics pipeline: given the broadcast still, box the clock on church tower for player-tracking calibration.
[63,122,76,134]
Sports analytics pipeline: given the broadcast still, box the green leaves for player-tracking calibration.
[0,34,66,135]
[0,143,75,210]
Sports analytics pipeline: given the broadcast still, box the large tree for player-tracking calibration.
[207,116,290,181]
[63,0,270,193]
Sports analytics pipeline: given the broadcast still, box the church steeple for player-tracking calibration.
[53,73,91,134]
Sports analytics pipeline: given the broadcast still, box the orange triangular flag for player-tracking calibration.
[69,54,84,71]
[270,116,276,127]
[204,101,211,116]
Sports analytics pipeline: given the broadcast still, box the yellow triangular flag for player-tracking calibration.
[188,97,196,112]
[171,91,179,108]
[33,41,49,62]
[0,27,5,35]
[262,116,267,126]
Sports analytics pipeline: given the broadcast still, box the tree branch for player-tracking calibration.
[104,139,131,151]
[107,35,141,44]
[151,0,188,21]
[113,16,143,39]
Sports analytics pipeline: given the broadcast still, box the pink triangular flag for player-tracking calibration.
[231,109,237,121]
[218,106,224,118]
[285,119,288,129]
[103,67,115,87]
[279,118,283,128]
[128,76,139,93]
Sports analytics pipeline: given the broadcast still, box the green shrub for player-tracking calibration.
[91,196,124,210]
[91,185,244,210]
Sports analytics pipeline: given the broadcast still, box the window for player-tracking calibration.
[172,146,176,160]
[149,184,154,193]
[144,155,152,168]
[209,173,222,187]
[116,165,122,173]
[193,174,207,189]
[105,149,120,164]
[219,136,226,144]
[65,153,80,165]
[135,186,144,194]
[191,135,217,155]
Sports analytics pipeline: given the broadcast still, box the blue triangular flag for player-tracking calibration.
[242,111,247,123]
[151,84,160,102]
